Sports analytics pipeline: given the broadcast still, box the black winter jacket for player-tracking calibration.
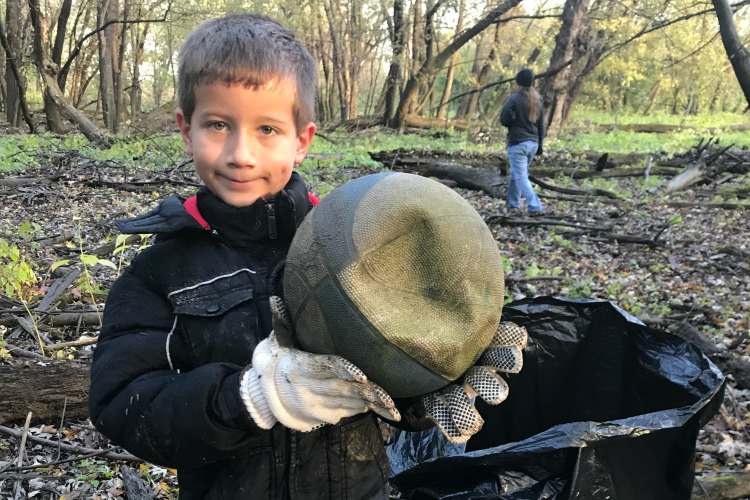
[499,90,546,149]
[88,173,391,499]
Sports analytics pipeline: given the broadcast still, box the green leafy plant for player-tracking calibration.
[75,458,115,489]
[112,233,153,274]
[564,278,593,298]
[50,219,119,325]
[0,238,45,355]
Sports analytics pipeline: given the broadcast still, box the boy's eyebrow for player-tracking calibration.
[196,110,293,126]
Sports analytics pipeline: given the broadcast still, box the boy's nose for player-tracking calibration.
[226,133,257,167]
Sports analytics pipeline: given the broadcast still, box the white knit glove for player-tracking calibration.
[239,297,401,431]
[419,321,528,444]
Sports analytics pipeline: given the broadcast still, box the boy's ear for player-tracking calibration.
[176,109,193,155]
[294,122,316,165]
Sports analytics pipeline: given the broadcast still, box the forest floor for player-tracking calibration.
[0,143,748,498]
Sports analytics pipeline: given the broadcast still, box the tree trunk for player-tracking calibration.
[538,0,591,135]
[324,0,349,122]
[641,80,661,115]
[0,13,35,132]
[4,0,25,127]
[0,31,4,110]
[466,22,502,119]
[130,14,147,118]
[383,0,405,124]
[310,7,332,122]
[97,0,117,130]
[436,0,465,120]
[31,0,66,133]
[390,0,522,129]
[113,0,130,131]
[711,0,750,109]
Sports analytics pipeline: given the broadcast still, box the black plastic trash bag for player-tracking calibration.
[388,296,725,499]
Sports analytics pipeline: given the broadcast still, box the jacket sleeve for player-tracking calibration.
[88,255,262,468]
[499,95,517,127]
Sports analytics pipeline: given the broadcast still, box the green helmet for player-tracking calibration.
[284,172,504,398]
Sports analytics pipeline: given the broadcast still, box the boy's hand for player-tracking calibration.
[416,321,528,444]
[239,297,401,432]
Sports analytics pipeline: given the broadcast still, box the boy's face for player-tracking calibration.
[176,80,315,208]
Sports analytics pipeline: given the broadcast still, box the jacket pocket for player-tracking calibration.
[168,269,263,365]
[169,269,256,317]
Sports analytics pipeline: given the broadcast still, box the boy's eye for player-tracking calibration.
[210,122,227,131]
[260,125,275,135]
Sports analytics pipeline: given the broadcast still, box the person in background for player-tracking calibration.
[500,68,546,215]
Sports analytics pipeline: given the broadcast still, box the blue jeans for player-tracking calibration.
[507,141,542,213]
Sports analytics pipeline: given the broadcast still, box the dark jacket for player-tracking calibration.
[499,90,546,149]
[88,173,390,499]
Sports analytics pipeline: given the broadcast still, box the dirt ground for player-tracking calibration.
[0,145,748,498]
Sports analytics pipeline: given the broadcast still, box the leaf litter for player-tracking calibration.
[0,144,748,497]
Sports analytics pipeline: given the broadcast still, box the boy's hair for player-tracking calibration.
[178,14,317,132]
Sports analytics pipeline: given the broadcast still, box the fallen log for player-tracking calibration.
[0,360,90,425]
[420,162,504,197]
[693,473,750,499]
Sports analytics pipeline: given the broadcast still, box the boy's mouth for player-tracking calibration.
[220,175,255,185]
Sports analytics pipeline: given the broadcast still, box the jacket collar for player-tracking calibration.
[116,172,314,247]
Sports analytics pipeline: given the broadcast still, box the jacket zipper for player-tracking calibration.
[265,202,277,240]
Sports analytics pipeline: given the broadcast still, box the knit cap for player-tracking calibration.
[516,68,534,87]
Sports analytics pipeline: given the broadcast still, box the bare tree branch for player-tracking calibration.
[59,0,173,85]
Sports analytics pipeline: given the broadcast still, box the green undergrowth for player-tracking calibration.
[556,128,750,154]
[0,132,187,173]
[560,108,750,153]
[569,108,748,128]
[0,109,748,173]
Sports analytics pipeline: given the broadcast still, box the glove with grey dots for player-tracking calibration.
[418,321,528,444]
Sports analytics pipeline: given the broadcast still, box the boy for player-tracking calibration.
[88,14,400,498]
[89,13,523,499]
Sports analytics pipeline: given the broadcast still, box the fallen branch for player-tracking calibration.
[0,425,140,463]
[46,336,98,351]
[5,344,46,359]
[529,175,620,199]
[665,201,750,210]
[506,275,567,283]
[0,177,53,187]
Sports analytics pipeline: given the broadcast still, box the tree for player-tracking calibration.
[537,0,593,134]
[0,15,35,131]
[711,0,750,110]
[390,0,523,128]
[97,0,118,130]
[4,0,26,127]
[455,18,503,121]
[28,0,110,146]
[382,0,406,124]
[40,0,73,133]
[436,0,466,120]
